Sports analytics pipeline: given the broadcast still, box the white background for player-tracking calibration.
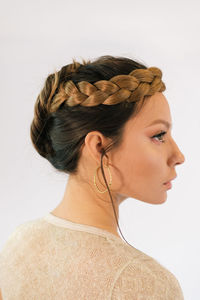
[1,0,200,298]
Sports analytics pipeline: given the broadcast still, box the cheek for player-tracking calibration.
[111,137,168,203]
[118,140,165,183]
[110,135,167,194]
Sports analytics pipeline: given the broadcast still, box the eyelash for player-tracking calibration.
[152,131,167,143]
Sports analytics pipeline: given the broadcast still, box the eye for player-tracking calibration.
[152,131,167,143]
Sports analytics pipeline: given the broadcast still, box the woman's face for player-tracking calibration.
[110,92,185,204]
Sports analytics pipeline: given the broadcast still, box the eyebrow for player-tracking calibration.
[146,119,172,129]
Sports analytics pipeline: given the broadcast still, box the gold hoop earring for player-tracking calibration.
[93,164,112,193]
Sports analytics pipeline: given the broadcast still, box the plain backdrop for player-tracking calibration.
[0,0,200,298]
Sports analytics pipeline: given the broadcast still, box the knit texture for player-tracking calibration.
[0,213,184,299]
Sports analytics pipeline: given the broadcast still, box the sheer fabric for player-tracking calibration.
[0,213,184,299]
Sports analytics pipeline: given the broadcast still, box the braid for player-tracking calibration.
[49,66,165,113]
[30,59,90,157]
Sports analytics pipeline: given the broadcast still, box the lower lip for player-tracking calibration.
[163,181,172,189]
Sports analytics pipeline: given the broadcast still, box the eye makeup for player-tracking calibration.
[151,131,167,143]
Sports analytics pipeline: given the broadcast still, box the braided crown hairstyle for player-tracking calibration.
[30,55,166,246]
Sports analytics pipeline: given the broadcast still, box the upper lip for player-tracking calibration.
[164,175,177,184]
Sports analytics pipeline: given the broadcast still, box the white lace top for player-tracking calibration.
[0,212,184,299]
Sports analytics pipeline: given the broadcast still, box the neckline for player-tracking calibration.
[43,212,126,244]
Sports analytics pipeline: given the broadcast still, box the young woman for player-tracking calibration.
[0,55,185,299]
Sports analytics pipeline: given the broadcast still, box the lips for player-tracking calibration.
[163,175,177,185]
[164,181,172,189]
[164,181,171,185]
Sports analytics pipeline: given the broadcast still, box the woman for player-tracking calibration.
[0,55,185,299]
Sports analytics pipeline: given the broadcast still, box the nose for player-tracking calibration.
[175,151,185,166]
[170,139,185,166]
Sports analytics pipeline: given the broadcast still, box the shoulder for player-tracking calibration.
[0,218,49,287]
[0,217,47,260]
[111,259,184,300]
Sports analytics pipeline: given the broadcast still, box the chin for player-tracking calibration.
[134,194,168,205]
[152,194,168,204]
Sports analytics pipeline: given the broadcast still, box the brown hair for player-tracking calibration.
[30,55,166,246]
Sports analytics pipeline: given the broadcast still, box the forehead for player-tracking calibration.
[127,92,172,130]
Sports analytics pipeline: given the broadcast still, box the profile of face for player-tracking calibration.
[103,92,185,205]
[55,91,186,232]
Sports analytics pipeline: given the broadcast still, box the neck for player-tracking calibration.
[51,175,122,238]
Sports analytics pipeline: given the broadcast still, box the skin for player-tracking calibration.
[51,92,185,238]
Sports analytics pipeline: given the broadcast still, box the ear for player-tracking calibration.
[84,131,109,165]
